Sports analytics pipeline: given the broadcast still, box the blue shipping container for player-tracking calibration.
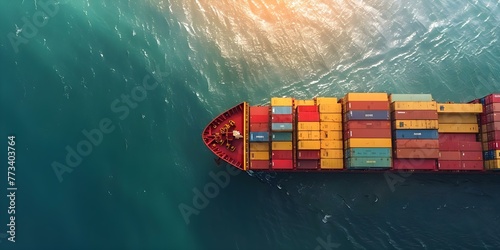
[272,132,293,141]
[272,106,293,115]
[272,123,293,131]
[490,150,497,159]
[346,110,390,120]
[346,157,392,168]
[484,151,492,160]
[250,132,269,142]
[346,148,392,158]
[394,129,438,139]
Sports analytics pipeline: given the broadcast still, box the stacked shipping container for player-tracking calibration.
[343,93,392,169]
[479,94,500,170]
[390,94,439,170]
[270,98,294,169]
[249,106,270,170]
[437,103,483,170]
[317,98,343,169]
[296,101,321,169]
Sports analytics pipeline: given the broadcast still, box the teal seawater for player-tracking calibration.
[1,0,500,249]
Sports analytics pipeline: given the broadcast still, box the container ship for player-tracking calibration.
[202,93,500,172]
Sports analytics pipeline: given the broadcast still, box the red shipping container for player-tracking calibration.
[395,148,439,158]
[486,122,500,132]
[344,120,391,129]
[272,159,293,169]
[461,161,483,170]
[297,105,317,112]
[460,151,482,161]
[344,128,391,138]
[297,150,321,160]
[297,160,319,169]
[486,93,500,104]
[459,141,482,151]
[271,114,293,123]
[345,101,389,110]
[485,103,500,113]
[439,141,460,151]
[250,115,269,123]
[393,158,436,170]
[438,133,477,142]
[439,151,461,161]
[250,106,269,116]
[250,123,269,132]
[392,110,438,120]
[396,139,439,149]
[250,160,270,170]
[271,150,293,159]
[487,113,500,123]
[298,112,320,122]
[481,114,487,124]
[487,131,500,142]
[438,160,461,170]
[488,141,500,150]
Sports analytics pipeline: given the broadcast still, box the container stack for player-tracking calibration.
[437,103,483,170]
[317,98,343,169]
[249,106,270,170]
[390,94,439,170]
[343,93,392,169]
[270,98,294,170]
[296,101,321,170]
[479,94,500,170]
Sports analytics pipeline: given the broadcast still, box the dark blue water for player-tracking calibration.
[1,0,500,249]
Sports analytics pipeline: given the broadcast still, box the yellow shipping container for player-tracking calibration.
[490,160,500,169]
[344,93,388,101]
[481,124,487,132]
[482,133,488,142]
[315,97,338,105]
[250,152,269,160]
[486,160,491,170]
[320,122,342,131]
[298,131,321,140]
[295,100,315,106]
[321,130,342,140]
[391,101,437,111]
[347,138,392,148]
[320,159,344,169]
[393,120,439,129]
[319,104,342,113]
[298,122,320,130]
[250,142,269,151]
[321,140,343,149]
[483,142,489,150]
[437,103,483,113]
[438,124,479,133]
[298,140,321,150]
[320,113,342,122]
[272,142,293,150]
[271,97,293,106]
[438,113,478,124]
[320,149,343,159]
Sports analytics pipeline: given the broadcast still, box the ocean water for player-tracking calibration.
[1,0,500,249]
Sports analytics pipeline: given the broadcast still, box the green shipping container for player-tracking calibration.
[272,132,293,141]
[345,148,392,158]
[389,94,433,102]
[346,157,392,168]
